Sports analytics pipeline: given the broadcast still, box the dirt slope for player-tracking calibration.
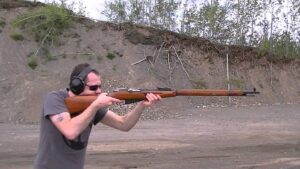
[0,2,299,123]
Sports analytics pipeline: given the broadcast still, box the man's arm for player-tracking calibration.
[49,105,98,140]
[100,93,161,131]
[50,93,121,140]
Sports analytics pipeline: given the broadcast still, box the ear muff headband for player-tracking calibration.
[70,66,94,95]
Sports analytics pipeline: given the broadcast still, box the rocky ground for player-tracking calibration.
[1,2,299,169]
[1,104,300,169]
[1,1,299,123]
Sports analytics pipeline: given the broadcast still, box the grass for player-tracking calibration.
[12,3,74,47]
[106,52,116,60]
[225,78,244,89]
[11,2,77,64]
[10,32,24,41]
[27,56,38,70]
[191,79,207,89]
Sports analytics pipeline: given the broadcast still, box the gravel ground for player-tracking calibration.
[0,104,300,169]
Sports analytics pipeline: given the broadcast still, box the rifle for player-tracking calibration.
[64,87,259,114]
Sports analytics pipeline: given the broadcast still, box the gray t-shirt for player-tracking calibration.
[33,89,107,169]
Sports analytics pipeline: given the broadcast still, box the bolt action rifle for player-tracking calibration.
[64,87,260,114]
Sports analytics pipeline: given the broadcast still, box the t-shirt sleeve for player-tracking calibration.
[93,108,108,125]
[43,92,68,118]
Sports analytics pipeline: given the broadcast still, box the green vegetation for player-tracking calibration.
[41,48,56,61]
[191,79,207,89]
[11,1,85,66]
[12,4,74,46]
[0,20,6,27]
[27,56,38,70]
[225,78,244,89]
[259,33,300,59]
[103,0,300,59]
[106,52,116,60]
[10,32,24,41]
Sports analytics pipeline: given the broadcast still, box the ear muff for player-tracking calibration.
[69,66,94,95]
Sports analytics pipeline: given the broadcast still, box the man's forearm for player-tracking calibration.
[120,103,146,131]
[68,104,99,137]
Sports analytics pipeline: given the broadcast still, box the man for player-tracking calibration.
[33,63,161,169]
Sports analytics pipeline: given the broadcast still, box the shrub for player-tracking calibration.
[28,57,38,70]
[106,52,116,60]
[10,32,24,41]
[12,4,74,46]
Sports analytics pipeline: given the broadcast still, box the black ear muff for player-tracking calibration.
[69,66,94,95]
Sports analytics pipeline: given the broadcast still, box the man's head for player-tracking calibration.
[69,63,101,95]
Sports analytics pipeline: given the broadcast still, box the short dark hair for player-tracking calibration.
[69,63,99,83]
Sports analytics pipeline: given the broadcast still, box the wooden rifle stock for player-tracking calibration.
[64,88,259,113]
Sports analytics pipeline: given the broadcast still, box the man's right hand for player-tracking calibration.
[91,93,121,109]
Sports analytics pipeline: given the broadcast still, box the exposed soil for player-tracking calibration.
[0,2,299,169]
[1,104,300,169]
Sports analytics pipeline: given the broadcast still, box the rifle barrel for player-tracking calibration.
[176,89,250,96]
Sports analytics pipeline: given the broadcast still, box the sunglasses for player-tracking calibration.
[86,84,101,91]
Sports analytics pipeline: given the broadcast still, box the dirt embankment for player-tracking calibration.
[0,1,299,123]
